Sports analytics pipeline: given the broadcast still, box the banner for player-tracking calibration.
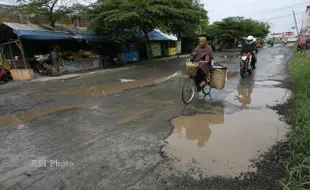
[59,58,100,73]
[176,41,182,54]
[151,43,162,57]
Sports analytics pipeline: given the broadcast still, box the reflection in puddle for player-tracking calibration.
[226,88,292,108]
[171,112,224,148]
[227,72,237,80]
[0,104,97,127]
[59,72,178,97]
[164,109,288,178]
[255,81,281,86]
[236,88,252,108]
[275,55,285,59]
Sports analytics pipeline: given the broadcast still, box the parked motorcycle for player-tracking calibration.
[240,53,253,78]
[110,56,124,67]
[30,55,53,76]
[0,68,9,82]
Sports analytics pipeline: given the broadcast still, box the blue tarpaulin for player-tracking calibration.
[13,30,72,40]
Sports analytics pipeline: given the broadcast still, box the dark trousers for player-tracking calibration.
[195,68,205,86]
[251,53,257,67]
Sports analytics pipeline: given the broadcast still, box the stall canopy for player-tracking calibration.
[132,29,177,41]
[148,29,178,41]
[0,22,110,42]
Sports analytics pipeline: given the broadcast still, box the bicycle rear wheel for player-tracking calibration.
[182,77,196,104]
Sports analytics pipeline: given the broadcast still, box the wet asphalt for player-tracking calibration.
[0,45,294,190]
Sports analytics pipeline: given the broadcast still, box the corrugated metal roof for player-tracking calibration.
[1,22,109,41]
[3,22,48,32]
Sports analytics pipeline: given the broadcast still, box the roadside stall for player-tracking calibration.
[148,29,178,57]
[58,49,101,73]
[0,22,110,78]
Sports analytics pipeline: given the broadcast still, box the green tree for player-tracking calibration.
[17,0,74,27]
[204,17,270,49]
[90,0,208,59]
[159,0,208,39]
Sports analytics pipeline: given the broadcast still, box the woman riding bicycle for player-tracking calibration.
[189,37,213,92]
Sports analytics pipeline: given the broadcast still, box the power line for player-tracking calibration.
[259,11,304,21]
[259,1,310,13]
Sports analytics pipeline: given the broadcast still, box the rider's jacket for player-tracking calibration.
[241,41,257,54]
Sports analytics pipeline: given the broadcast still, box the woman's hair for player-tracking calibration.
[197,37,213,54]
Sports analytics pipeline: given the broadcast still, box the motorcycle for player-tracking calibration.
[110,56,124,67]
[0,68,9,82]
[269,42,274,48]
[30,55,53,76]
[240,52,253,78]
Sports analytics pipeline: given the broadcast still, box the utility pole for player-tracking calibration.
[293,10,300,36]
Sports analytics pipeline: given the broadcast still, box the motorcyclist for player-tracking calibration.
[241,36,258,69]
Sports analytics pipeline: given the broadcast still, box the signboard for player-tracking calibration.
[282,32,295,37]
[168,48,176,56]
[176,41,182,54]
[151,43,162,57]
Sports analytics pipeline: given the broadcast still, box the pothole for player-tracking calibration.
[163,109,288,179]
[225,88,292,108]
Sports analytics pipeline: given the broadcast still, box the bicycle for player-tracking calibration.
[182,75,212,104]
[182,61,227,105]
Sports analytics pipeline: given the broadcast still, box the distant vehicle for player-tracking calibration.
[297,34,310,51]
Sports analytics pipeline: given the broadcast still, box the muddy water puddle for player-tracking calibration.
[255,80,281,86]
[225,88,292,108]
[57,72,178,97]
[164,109,288,178]
[0,104,97,127]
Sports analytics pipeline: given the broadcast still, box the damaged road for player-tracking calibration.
[0,46,294,190]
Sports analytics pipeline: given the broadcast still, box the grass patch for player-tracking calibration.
[284,52,310,189]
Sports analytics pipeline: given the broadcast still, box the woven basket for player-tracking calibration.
[185,61,199,76]
[0,62,12,70]
[209,67,227,90]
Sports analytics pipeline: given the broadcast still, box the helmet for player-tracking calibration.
[246,36,254,44]
[247,36,254,41]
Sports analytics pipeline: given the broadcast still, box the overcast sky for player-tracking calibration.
[202,0,310,34]
[1,0,309,34]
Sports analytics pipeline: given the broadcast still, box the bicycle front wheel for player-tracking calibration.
[182,77,196,104]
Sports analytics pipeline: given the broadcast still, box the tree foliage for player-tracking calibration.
[204,17,270,48]
[158,0,208,38]
[89,0,208,59]
[17,0,74,27]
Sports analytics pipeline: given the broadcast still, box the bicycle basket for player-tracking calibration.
[209,67,227,90]
[185,61,199,76]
